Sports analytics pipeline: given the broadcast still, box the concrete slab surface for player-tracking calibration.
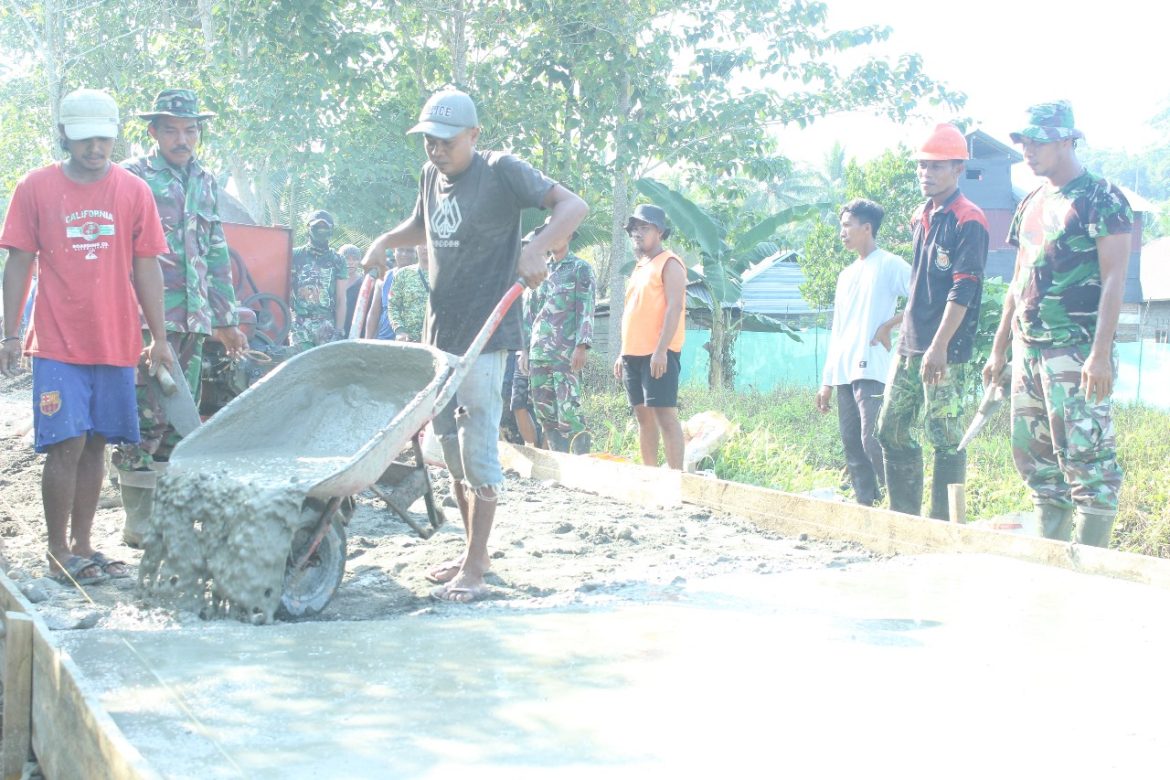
[58,553,1170,779]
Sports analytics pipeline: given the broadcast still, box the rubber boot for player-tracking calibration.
[1075,509,1117,548]
[118,468,158,549]
[1036,503,1074,541]
[569,430,592,455]
[929,450,967,521]
[544,428,569,453]
[884,449,924,516]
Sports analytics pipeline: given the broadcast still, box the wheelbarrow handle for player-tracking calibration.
[347,271,380,341]
[431,278,525,415]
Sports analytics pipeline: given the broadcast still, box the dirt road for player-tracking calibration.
[0,372,871,631]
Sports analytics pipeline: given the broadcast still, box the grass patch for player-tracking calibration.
[581,382,1170,558]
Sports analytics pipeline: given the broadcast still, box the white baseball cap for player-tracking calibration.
[407,89,478,139]
[59,88,119,140]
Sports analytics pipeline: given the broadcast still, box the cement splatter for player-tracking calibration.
[139,466,308,624]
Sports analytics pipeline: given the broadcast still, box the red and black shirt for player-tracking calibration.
[900,189,989,363]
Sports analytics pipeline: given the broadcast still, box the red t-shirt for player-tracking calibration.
[1,163,168,367]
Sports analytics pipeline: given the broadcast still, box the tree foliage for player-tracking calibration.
[798,145,921,310]
[636,177,817,390]
[0,0,964,347]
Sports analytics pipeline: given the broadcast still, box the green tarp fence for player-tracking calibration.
[680,327,1170,410]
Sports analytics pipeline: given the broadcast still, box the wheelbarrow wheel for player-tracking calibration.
[278,515,347,619]
[241,292,291,347]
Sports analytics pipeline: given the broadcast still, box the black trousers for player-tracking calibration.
[836,379,886,506]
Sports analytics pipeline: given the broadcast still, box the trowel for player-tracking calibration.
[149,350,202,436]
[958,367,1008,451]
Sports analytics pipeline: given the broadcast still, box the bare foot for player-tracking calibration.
[430,575,491,603]
[425,558,465,585]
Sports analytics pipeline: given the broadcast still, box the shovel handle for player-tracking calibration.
[348,272,379,340]
[155,364,179,397]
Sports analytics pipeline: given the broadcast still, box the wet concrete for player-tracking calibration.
[141,342,449,621]
[60,553,1170,778]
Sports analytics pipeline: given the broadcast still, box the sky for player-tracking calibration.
[775,0,1165,168]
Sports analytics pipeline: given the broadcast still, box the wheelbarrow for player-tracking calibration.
[159,280,525,619]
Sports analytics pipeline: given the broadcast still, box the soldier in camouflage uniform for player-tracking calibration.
[290,209,349,350]
[877,124,988,520]
[387,244,429,342]
[115,89,246,476]
[519,219,595,453]
[985,101,1131,548]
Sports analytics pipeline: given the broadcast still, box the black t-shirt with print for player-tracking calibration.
[410,151,555,355]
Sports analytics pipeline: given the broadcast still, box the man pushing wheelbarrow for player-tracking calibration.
[361,88,588,603]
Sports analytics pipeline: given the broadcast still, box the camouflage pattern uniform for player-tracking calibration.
[289,244,347,349]
[1007,168,1132,518]
[877,189,988,519]
[387,263,428,341]
[522,252,595,449]
[115,102,239,470]
[878,356,970,454]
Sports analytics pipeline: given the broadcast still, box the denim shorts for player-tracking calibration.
[432,351,506,489]
[32,357,138,453]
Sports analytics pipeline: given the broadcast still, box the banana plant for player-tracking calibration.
[633,177,824,390]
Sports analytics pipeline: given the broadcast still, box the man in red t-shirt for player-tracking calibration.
[0,88,171,586]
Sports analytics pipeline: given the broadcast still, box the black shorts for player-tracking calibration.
[622,351,680,408]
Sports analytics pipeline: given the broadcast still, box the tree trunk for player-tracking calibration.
[708,298,725,392]
[42,0,65,146]
[197,0,216,53]
[228,155,260,224]
[605,73,632,369]
[448,0,468,87]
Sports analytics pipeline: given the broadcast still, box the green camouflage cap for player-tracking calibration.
[1009,100,1082,144]
[137,88,216,120]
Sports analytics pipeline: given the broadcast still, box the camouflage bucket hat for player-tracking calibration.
[137,88,216,120]
[1009,100,1083,144]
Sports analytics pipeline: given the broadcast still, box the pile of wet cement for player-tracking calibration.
[139,468,310,623]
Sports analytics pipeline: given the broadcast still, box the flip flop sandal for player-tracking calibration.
[49,555,108,586]
[89,552,131,579]
[430,584,491,603]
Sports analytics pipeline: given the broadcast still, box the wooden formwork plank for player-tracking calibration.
[1,612,33,780]
[680,474,1170,589]
[31,629,159,780]
[501,444,1170,590]
[501,444,681,508]
[0,575,33,618]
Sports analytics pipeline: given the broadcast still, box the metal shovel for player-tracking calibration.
[957,367,1008,451]
[149,349,202,436]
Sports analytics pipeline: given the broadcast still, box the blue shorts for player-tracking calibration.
[32,358,139,453]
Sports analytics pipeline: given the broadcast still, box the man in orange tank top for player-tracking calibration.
[613,204,686,469]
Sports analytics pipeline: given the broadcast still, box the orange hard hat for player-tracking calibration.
[914,123,969,161]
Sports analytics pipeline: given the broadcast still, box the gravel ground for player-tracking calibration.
[0,371,874,632]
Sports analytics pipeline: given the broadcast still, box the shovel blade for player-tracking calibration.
[148,370,202,436]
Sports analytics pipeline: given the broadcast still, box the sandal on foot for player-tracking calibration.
[430,584,491,603]
[89,552,130,579]
[49,555,108,586]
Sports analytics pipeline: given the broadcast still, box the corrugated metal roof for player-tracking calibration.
[686,250,824,316]
[967,130,1023,163]
[741,251,824,315]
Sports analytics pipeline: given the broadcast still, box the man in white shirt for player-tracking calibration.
[815,199,911,506]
